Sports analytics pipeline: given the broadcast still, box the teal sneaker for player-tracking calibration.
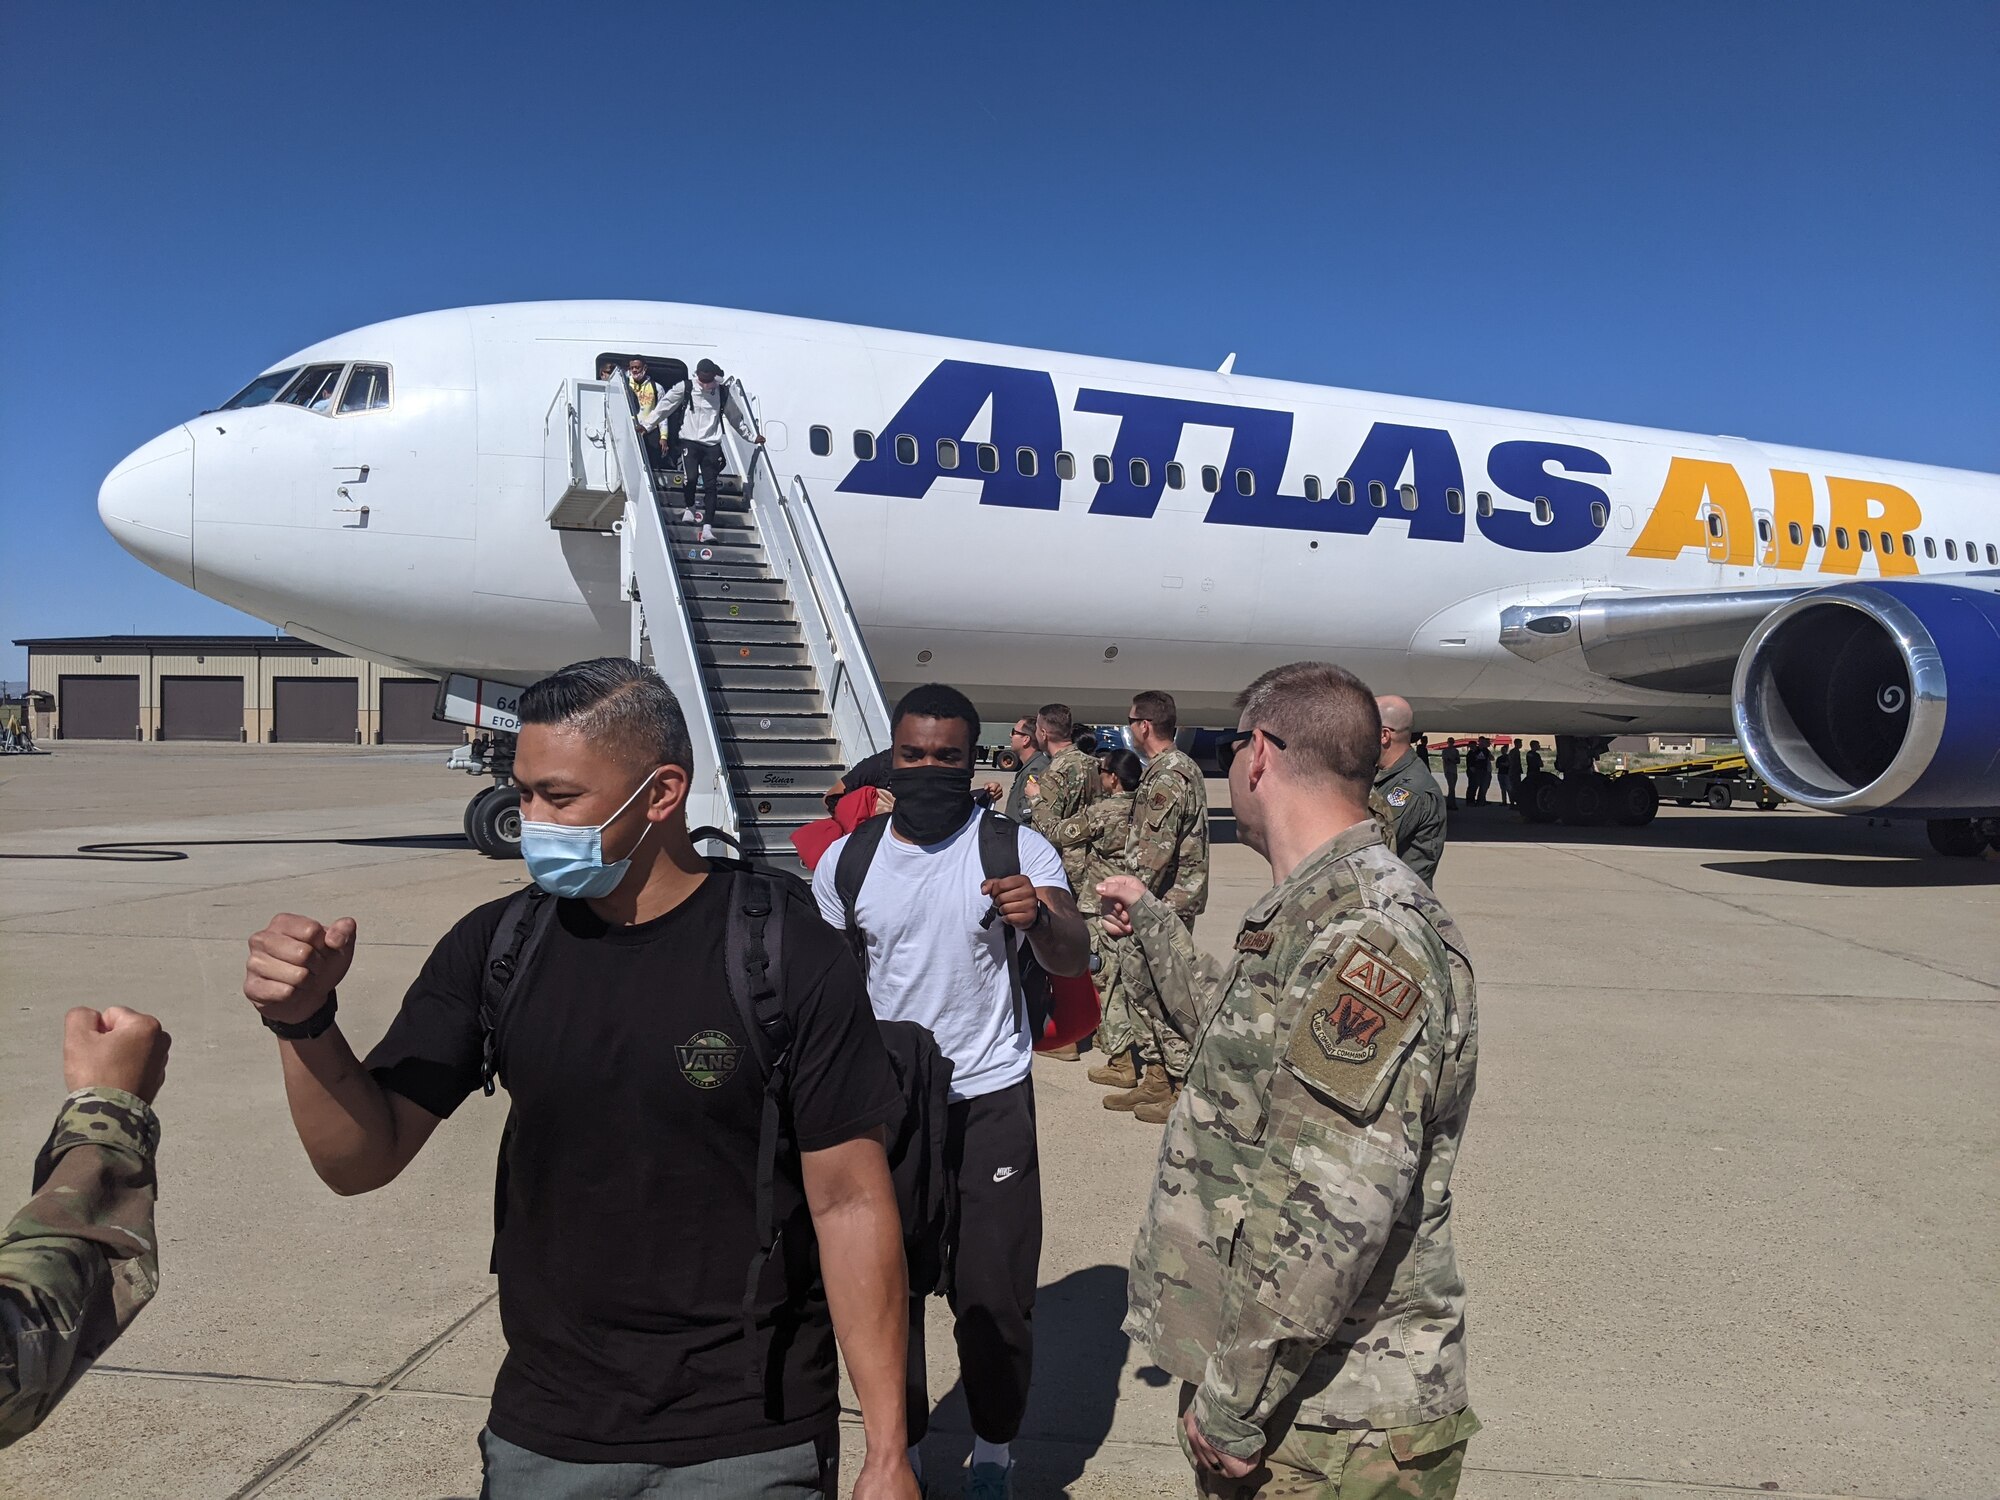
[966,1461,1012,1500]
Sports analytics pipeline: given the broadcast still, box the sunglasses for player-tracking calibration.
[1214,726,1286,774]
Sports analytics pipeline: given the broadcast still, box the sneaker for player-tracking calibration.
[966,1461,1012,1500]
[697,524,716,543]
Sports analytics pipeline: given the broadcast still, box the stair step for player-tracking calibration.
[669,542,764,568]
[693,620,802,646]
[655,474,750,506]
[704,665,815,691]
[688,597,793,624]
[707,685,826,714]
[696,640,810,667]
[729,783,836,821]
[723,740,843,768]
[682,577,789,603]
[719,711,834,740]
[665,519,759,544]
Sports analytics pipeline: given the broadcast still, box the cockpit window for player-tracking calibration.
[280,364,346,413]
[338,364,392,413]
[221,367,302,409]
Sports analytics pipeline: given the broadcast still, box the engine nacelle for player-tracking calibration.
[1733,579,2000,816]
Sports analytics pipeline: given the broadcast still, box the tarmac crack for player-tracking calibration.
[216,1290,500,1499]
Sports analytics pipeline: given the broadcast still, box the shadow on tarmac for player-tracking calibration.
[0,832,469,862]
[919,1263,1136,1498]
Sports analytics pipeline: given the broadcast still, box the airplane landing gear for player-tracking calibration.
[465,784,523,860]
[1512,735,1657,828]
[1926,817,1998,858]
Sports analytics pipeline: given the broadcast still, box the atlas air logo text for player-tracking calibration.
[836,360,1924,575]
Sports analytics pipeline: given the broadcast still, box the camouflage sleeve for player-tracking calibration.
[1398,788,1446,886]
[1165,772,1209,917]
[1127,891,1226,1039]
[1046,806,1093,852]
[1028,757,1081,841]
[0,1089,161,1448]
[1187,911,1444,1459]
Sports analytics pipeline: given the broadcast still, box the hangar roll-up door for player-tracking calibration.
[272,677,359,742]
[160,677,244,741]
[59,676,140,740]
[379,679,461,744]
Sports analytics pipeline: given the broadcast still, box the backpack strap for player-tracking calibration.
[724,868,798,1404]
[478,885,556,1097]
[832,813,891,976]
[975,811,1035,1036]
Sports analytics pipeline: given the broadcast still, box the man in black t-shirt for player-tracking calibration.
[243,658,919,1500]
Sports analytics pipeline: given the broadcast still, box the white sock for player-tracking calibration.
[971,1438,1011,1470]
[906,1445,923,1480]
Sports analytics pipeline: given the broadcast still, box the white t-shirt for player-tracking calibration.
[812,808,1069,1101]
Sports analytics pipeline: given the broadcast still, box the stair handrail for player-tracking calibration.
[721,379,891,758]
[598,373,739,841]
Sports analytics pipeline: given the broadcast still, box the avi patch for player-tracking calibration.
[676,1029,744,1090]
[1283,935,1428,1118]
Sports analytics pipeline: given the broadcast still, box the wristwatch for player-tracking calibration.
[262,991,338,1041]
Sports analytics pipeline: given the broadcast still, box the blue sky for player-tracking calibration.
[3,2,1995,680]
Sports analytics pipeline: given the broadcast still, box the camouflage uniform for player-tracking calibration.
[1121,822,1479,1494]
[1050,791,1139,1056]
[1120,747,1210,1081]
[1030,745,1100,859]
[1372,751,1446,887]
[1,1088,161,1447]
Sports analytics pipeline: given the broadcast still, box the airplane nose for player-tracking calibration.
[99,425,195,587]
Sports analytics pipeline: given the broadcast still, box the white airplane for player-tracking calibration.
[98,300,2000,858]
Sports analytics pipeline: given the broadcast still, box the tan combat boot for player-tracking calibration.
[1103,1064,1170,1113]
[1044,1041,1080,1061]
[1086,1050,1138,1088]
[1132,1080,1182,1124]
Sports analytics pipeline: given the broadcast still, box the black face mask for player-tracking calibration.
[888,765,975,845]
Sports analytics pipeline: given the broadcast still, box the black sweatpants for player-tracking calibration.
[907,1077,1041,1445]
[683,439,725,512]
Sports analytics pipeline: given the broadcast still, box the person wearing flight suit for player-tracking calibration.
[1371,695,1447,887]
[1027,703,1099,880]
[2,1008,172,1447]
[1108,690,1208,1121]
[1047,752,1142,1082]
[1099,662,1480,1499]
[1001,718,1049,824]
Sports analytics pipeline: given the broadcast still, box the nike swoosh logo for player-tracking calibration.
[992,1166,1018,1183]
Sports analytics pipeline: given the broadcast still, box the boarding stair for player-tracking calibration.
[543,373,891,862]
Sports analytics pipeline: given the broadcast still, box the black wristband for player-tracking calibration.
[263,991,338,1041]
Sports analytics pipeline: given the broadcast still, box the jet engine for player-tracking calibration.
[1732,579,2000,819]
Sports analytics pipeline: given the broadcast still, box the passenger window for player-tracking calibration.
[853,430,876,461]
[1756,517,1772,543]
[1879,531,1893,554]
[809,425,832,457]
[336,363,391,414]
[1858,529,1873,553]
[937,438,959,470]
[1017,447,1038,477]
[1533,496,1552,524]
[1834,527,1850,549]
[1476,491,1493,517]
[1401,483,1420,512]
[1129,457,1149,488]
[1788,521,1804,546]
[1201,465,1221,493]
[1988,543,1998,565]
[1336,478,1356,505]
[1446,487,1464,515]
[1900,533,1914,556]
[280,364,345,412]
[1235,468,1255,496]
[1056,451,1075,481]
[1924,536,1936,558]
[1092,455,1113,484]
[976,444,999,474]
[1165,462,1185,490]
[1812,524,1826,547]
[1368,480,1387,509]
[895,434,918,465]
[1706,511,1723,539]
[1304,476,1322,502]
[1591,501,1609,529]
[222,366,301,409]
[1945,539,1958,560]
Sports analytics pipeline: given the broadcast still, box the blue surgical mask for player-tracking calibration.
[520,774,658,899]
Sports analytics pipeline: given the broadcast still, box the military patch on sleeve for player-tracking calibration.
[1235,929,1275,954]
[1386,786,1410,808]
[1283,935,1429,1118]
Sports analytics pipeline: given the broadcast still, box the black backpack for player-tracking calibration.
[831,810,1055,1043]
[476,857,956,1391]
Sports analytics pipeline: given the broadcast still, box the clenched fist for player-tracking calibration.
[245,913,358,1026]
[1095,875,1148,938]
[64,1006,172,1101]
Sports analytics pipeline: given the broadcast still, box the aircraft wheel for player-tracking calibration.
[1559,773,1612,826]
[1705,784,1733,810]
[1756,790,1783,811]
[1519,772,1561,823]
[462,785,495,847]
[994,747,1021,773]
[470,785,524,860]
[1925,818,1986,857]
[1613,774,1659,827]
[1675,797,1694,807]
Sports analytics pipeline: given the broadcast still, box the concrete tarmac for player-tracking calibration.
[1,744,1995,1499]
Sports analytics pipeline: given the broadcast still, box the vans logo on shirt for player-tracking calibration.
[676,1030,745,1089]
